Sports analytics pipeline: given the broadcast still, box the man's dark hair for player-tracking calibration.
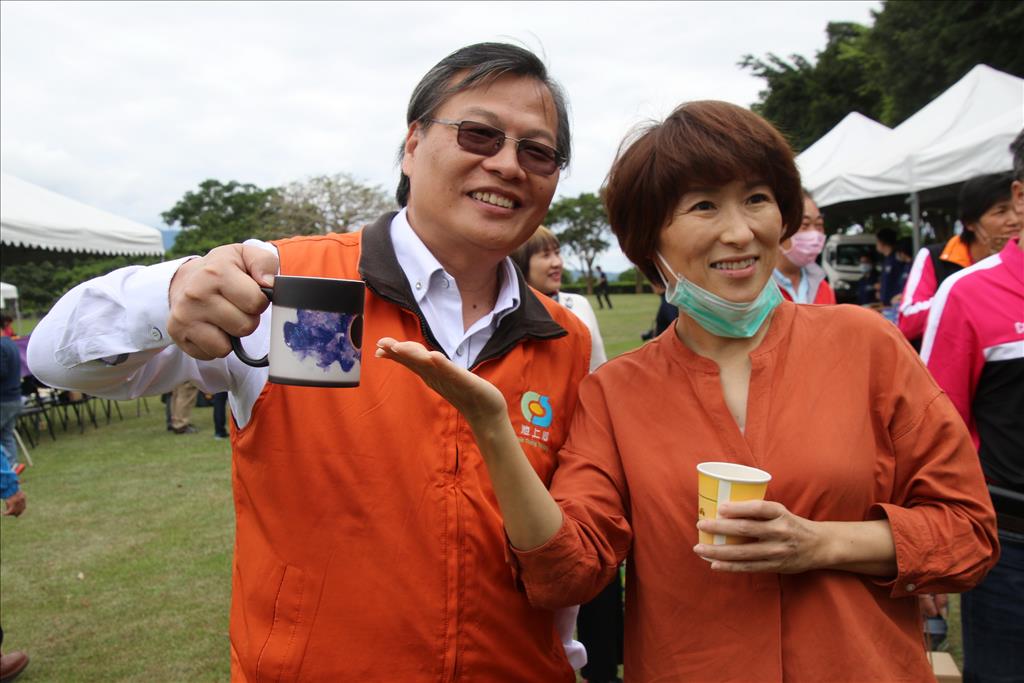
[895,237,914,259]
[875,228,898,248]
[1011,128,1024,183]
[958,171,1014,244]
[395,43,572,207]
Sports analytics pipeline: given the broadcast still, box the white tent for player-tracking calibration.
[0,281,20,327]
[808,64,1024,208]
[1,172,165,256]
[797,112,893,189]
[0,282,16,308]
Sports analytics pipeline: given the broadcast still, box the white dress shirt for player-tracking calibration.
[28,210,521,427]
[390,209,520,369]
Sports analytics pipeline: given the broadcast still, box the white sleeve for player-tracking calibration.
[553,604,587,670]
[27,241,277,427]
[568,294,607,371]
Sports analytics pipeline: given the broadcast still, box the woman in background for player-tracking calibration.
[512,226,607,372]
[771,191,834,304]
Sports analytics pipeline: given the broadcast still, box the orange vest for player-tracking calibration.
[227,215,590,682]
[938,233,974,269]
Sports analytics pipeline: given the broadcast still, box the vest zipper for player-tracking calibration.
[363,279,448,358]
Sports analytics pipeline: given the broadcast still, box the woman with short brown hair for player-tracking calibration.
[510,226,607,372]
[378,101,998,681]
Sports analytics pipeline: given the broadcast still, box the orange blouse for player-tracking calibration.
[514,301,998,682]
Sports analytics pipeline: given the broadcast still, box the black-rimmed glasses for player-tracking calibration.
[426,119,565,176]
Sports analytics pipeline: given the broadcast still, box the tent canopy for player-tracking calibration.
[807,64,1024,209]
[1,172,165,256]
[796,112,893,190]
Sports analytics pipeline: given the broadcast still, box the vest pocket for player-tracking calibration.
[255,563,306,683]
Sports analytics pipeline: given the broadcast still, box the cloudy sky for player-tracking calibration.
[1,0,879,271]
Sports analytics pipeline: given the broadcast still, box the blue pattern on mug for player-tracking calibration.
[283,310,361,372]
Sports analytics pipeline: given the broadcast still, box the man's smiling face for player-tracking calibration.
[401,73,561,265]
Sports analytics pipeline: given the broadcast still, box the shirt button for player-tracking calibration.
[905,583,916,592]
[150,327,163,341]
[455,347,463,357]
[415,281,423,290]
[441,279,450,289]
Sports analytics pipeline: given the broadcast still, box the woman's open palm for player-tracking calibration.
[375,337,508,423]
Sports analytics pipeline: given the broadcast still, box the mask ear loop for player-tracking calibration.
[653,251,680,291]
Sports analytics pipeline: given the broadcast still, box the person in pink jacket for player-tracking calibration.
[898,171,1019,346]
[921,130,1024,683]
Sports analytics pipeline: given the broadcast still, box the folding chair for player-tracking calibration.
[12,427,34,467]
[59,391,98,432]
[16,395,56,447]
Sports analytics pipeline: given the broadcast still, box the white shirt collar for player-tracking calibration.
[390,208,521,327]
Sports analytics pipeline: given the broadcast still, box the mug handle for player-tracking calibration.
[229,286,274,367]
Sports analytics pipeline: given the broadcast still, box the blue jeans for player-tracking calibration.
[961,529,1024,683]
[0,399,22,468]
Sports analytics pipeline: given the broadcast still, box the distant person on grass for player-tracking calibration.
[594,264,613,309]
[0,335,23,469]
[29,43,591,681]
[0,314,14,339]
[1,445,30,683]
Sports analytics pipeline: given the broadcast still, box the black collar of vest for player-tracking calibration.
[357,212,568,365]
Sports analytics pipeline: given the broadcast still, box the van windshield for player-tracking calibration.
[835,244,879,267]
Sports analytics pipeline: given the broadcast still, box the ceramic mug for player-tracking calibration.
[230,275,365,387]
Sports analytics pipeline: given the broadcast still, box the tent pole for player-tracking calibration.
[910,192,921,254]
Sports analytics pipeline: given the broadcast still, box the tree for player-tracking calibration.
[615,266,651,293]
[867,0,1024,126]
[162,179,278,258]
[1,249,160,314]
[271,173,396,237]
[740,22,882,152]
[741,1,1024,150]
[545,193,610,295]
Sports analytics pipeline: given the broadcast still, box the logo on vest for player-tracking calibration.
[518,391,552,445]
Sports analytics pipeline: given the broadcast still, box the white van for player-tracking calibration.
[822,234,879,303]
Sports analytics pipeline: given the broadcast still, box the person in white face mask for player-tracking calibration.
[375,100,998,682]
[771,191,835,305]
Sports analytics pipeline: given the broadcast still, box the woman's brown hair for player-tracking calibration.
[603,100,803,284]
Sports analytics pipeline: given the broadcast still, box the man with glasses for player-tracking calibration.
[29,43,589,681]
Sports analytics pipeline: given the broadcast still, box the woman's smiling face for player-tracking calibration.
[656,178,783,303]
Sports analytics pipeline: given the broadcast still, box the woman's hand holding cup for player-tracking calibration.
[694,500,828,574]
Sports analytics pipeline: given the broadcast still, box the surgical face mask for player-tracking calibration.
[972,224,1011,256]
[859,263,873,275]
[656,252,782,339]
[782,231,825,268]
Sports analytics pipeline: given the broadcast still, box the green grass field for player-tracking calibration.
[1,295,962,681]
[1,400,234,682]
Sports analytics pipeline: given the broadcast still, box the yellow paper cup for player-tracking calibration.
[697,462,771,546]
